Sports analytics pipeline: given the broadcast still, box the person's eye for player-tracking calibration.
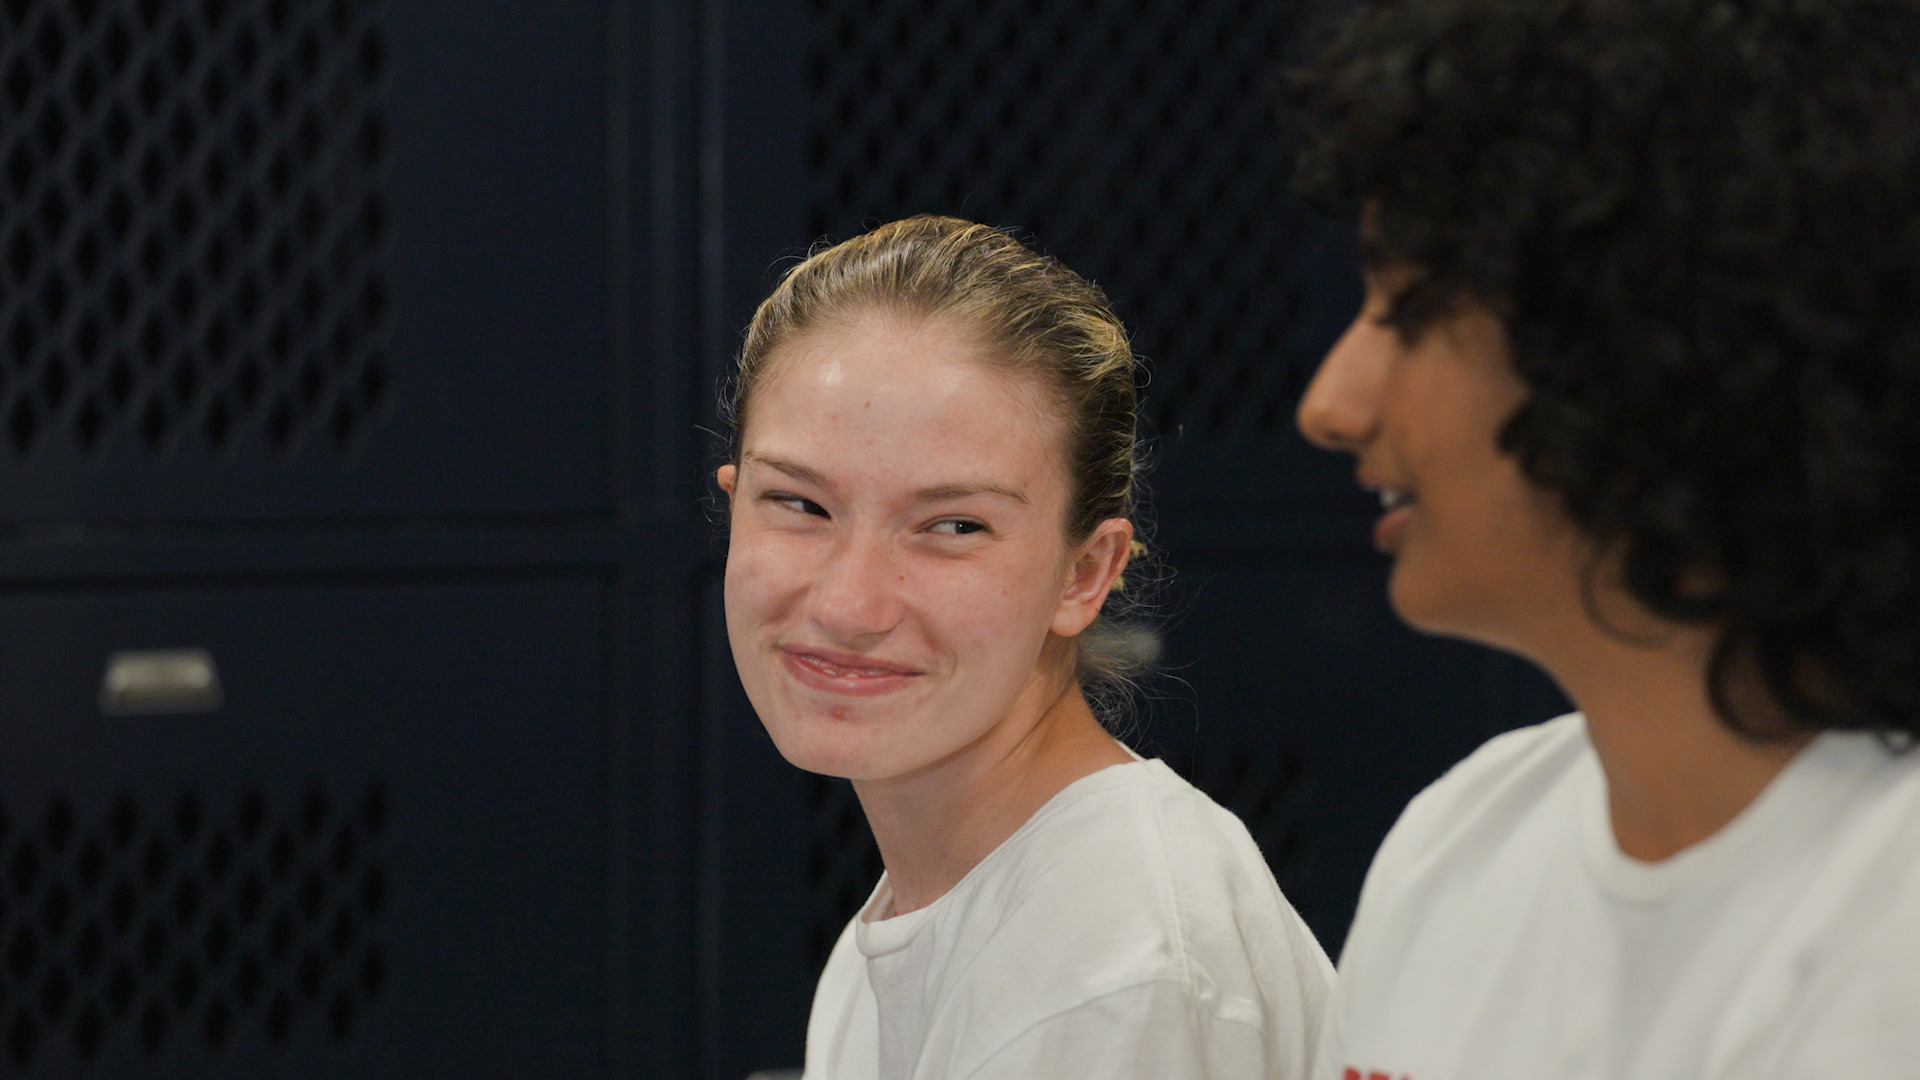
[927,518,988,536]
[1377,297,1426,337]
[765,493,829,518]
[1366,287,1418,334]
[1371,277,1450,342]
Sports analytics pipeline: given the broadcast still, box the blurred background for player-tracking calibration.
[0,1,1566,1076]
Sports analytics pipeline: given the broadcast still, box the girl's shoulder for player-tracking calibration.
[952,757,1327,987]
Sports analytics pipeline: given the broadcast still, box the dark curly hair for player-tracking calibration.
[1291,0,1920,741]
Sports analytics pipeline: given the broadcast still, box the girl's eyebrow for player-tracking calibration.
[911,483,1028,507]
[742,451,834,492]
[744,452,1029,507]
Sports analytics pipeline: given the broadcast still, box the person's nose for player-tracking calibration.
[1296,310,1388,455]
[806,527,905,646]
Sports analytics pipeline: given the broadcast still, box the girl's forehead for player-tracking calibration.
[755,313,1066,431]
[743,319,1073,494]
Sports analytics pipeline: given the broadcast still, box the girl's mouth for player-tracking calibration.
[780,647,923,697]
[1373,487,1415,554]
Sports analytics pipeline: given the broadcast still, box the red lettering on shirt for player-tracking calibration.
[1344,1069,1410,1080]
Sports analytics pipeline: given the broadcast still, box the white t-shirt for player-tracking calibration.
[804,758,1333,1080]
[1315,712,1920,1080]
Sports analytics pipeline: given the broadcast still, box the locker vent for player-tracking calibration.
[0,0,391,461]
[804,0,1336,444]
[0,783,391,1070]
[802,774,879,974]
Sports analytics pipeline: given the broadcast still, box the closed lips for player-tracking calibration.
[783,648,921,678]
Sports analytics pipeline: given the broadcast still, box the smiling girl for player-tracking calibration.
[717,216,1331,1079]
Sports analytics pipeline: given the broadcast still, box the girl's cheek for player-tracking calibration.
[929,564,1041,634]
[728,536,817,614]
[724,538,774,597]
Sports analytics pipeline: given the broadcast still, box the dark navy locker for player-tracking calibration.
[0,578,607,1076]
[0,0,612,524]
[0,1,683,1073]
[695,574,815,1079]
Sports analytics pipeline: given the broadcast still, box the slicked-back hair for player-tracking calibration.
[726,215,1157,700]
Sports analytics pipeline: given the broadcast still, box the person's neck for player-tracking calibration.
[1536,614,1811,862]
[851,672,1131,919]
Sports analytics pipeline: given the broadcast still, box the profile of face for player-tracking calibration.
[719,311,1130,782]
[1295,262,1590,656]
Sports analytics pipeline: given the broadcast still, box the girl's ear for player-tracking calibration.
[1050,518,1134,638]
[717,463,738,501]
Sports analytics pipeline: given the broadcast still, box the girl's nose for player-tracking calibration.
[806,530,905,645]
[1296,309,1389,455]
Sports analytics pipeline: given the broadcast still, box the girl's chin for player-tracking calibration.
[773,748,896,783]
[761,712,886,777]
[763,716,959,783]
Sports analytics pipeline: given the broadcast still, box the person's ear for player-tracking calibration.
[1050,518,1134,637]
[717,463,737,502]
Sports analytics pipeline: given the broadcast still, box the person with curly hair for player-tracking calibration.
[1288,0,1920,1076]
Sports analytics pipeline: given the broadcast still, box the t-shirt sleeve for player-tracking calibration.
[961,980,1273,1080]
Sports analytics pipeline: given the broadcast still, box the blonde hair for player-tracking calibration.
[727,215,1158,692]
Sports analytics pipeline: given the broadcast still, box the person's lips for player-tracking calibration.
[1361,476,1417,555]
[779,646,924,697]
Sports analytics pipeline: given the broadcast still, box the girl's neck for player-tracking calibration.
[1538,612,1811,862]
[851,674,1131,918]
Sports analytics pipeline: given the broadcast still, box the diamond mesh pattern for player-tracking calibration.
[0,783,391,1070]
[806,0,1328,443]
[0,0,391,461]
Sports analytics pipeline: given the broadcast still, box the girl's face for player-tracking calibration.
[1295,258,1590,658]
[719,311,1128,782]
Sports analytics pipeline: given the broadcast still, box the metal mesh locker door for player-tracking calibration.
[0,579,607,1078]
[0,0,611,524]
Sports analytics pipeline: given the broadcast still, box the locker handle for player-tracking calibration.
[99,649,225,715]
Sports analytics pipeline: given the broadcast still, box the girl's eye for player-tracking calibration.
[766,493,828,518]
[928,519,987,536]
